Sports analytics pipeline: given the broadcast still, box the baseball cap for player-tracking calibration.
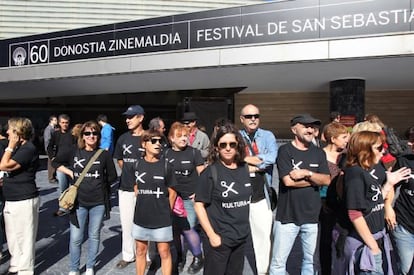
[122,105,145,116]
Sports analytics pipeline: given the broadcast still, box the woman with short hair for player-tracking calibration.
[0,117,39,275]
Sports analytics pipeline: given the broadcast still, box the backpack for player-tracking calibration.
[384,127,411,157]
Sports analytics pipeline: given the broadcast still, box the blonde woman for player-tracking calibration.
[0,117,39,275]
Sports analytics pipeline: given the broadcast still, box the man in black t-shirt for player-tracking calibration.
[269,114,330,275]
[113,105,145,269]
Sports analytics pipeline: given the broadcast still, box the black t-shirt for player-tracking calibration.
[344,164,386,234]
[49,131,76,167]
[3,141,39,201]
[69,148,117,207]
[195,161,252,247]
[113,132,142,191]
[276,142,329,225]
[394,155,414,234]
[133,158,177,229]
[164,146,204,199]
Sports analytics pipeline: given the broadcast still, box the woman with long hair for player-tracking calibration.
[342,131,410,274]
[57,121,117,275]
[194,122,251,274]
[0,117,39,275]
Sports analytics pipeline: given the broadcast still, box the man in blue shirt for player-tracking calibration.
[97,114,115,155]
[239,104,278,275]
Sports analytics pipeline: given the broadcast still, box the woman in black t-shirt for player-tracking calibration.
[342,131,411,275]
[165,122,205,273]
[194,123,251,275]
[56,121,117,275]
[0,117,39,275]
[132,130,177,275]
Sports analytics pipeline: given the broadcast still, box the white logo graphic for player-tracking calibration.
[12,47,27,66]
[291,159,303,170]
[135,171,146,184]
[74,157,86,169]
[221,181,238,197]
[123,144,132,155]
[371,185,382,201]
[369,169,379,180]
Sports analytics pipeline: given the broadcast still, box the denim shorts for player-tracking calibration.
[132,224,173,242]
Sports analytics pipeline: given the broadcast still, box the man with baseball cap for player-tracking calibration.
[113,105,145,269]
[269,114,330,275]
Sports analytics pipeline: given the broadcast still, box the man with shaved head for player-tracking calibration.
[239,104,278,275]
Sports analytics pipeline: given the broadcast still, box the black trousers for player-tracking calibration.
[202,234,245,275]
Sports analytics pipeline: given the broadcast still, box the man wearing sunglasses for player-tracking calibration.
[113,105,145,269]
[239,104,278,275]
[269,114,330,275]
[181,112,210,160]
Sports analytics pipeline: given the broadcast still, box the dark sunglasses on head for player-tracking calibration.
[83,131,99,136]
[149,138,162,144]
[182,121,193,125]
[243,114,260,119]
[218,142,238,149]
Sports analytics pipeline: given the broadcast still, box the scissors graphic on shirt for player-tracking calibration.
[74,157,85,169]
[221,181,238,197]
[370,169,379,180]
[291,160,303,170]
[123,144,132,155]
[370,184,382,201]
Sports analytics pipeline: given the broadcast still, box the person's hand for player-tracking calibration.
[289,169,308,181]
[386,167,412,186]
[384,205,397,231]
[209,232,222,248]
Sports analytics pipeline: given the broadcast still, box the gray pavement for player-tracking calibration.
[0,163,302,275]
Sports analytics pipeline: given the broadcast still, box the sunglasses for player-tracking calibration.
[83,131,99,137]
[374,144,384,152]
[149,138,162,144]
[182,121,193,125]
[218,142,238,149]
[243,114,260,119]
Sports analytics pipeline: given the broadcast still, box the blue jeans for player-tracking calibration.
[392,224,414,275]
[69,204,105,272]
[56,170,69,194]
[269,221,318,275]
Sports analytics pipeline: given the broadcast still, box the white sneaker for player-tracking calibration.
[68,271,80,275]
[85,268,94,275]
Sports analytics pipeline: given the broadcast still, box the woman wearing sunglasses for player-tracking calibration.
[132,130,177,275]
[194,123,251,275]
[340,131,410,275]
[56,121,117,275]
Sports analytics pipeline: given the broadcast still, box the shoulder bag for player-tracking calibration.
[59,149,103,210]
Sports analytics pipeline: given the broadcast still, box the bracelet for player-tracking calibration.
[5,147,13,153]
[308,171,313,178]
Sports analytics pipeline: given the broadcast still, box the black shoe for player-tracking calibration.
[177,261,185,272]
[187,256,203,274]
[116,259,134,269]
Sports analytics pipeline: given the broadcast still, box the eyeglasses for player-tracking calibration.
[243,114,260,119]
[149,138,162,144]
[218,142,238,149]
[125,115,136,120]
[83,131,99,137]
[374,144,384,152]
[182,121,193,125]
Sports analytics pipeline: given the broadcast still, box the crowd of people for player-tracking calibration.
[0,105,413,275]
